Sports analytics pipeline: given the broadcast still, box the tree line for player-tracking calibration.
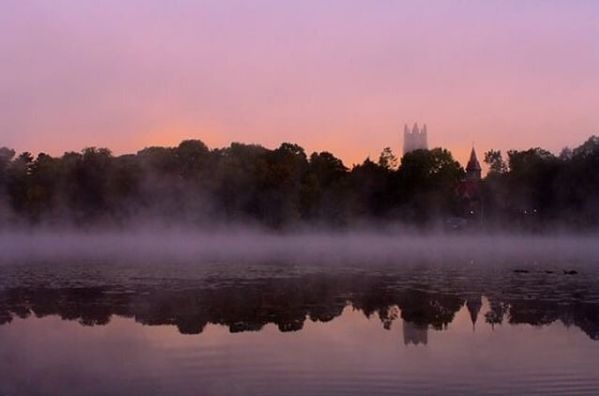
[482,136,599,230]
[0,136,598,230]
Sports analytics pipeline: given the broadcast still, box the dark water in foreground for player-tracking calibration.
[1,257,599,395]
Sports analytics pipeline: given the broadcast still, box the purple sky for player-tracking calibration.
[2,0,599,165]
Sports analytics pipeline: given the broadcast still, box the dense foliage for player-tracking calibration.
[482,136,599,230]
[1,136,598,230]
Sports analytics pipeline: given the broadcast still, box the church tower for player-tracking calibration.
[466,147,482,180]
[457,146,484,225]
[403,123,428,156]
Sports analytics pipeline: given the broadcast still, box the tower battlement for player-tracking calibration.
[403,123,428,155]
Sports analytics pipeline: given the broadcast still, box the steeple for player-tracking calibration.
[466,147,482,180]
[466,295,483,331]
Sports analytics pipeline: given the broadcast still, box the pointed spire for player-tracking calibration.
[466,296,482,332]
[465,146,482,181]
[412,123,419,134]
[421,124,428,148]
[467,147,482,171]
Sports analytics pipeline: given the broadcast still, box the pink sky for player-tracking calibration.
[2,0,599,166]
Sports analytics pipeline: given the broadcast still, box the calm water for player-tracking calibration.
[1,257,599,395]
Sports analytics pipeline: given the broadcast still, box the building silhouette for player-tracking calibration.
[403,123,428,155]
[457,146,483,225]
[402,320,428,346]
[466,147,482,181]
[465,295,483,331]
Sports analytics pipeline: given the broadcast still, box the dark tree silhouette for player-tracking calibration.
[2,136,599,230]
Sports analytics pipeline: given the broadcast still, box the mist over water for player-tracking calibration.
[1,228,599,265]
[3,2,599,393]
[2,229,599,396]
[3,141,599,395]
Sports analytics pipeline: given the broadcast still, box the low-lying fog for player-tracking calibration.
[1,229,598,264]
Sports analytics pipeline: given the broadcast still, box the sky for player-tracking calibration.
[2,0,599,166]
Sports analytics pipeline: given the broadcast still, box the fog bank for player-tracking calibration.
[1,230,598,264]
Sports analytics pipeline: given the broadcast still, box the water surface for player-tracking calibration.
[1,256,599,395]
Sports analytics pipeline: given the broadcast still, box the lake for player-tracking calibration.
[1,239,599,395]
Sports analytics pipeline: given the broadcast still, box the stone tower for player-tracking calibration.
[403,123,428,156]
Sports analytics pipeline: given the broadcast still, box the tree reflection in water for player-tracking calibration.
[1,271,597,341]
